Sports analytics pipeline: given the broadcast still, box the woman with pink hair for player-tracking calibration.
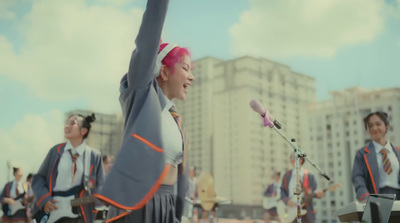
[94,0,195,222]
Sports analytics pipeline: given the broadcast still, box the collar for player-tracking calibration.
[163,95,176,112]
[65,140,86,155]
[373,140,391,154]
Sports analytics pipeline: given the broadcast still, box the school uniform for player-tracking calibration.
[93,0,189,222]
[281,169,317,223]
[0,181,28,222]
[32,142,105,223]
[352,141,400,201]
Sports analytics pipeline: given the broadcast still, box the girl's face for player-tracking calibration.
[14,169,23,181]
[367,114,389,142]
[163,55,194,101]
[64,116,87,141]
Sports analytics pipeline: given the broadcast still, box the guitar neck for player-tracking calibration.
[301,188,329,206]
[70,196,97,207]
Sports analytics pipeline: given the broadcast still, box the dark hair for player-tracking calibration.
[27,173,33,180]
[13,167,20,174]
[103,155,112,163]
[363,111,389,130]
[274,172,281,177]
[69,113,96,139]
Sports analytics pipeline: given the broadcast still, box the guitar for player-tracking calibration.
[2,193,35,217]
[277,183,341,223]
[263,195,280,209]
[34,185,97,223]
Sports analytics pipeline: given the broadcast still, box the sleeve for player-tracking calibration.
[309,174,317,192]
[175,163,189,222]
[280,174,290,204]
[0,183,9,204]
[352,150,370,201]
[264,184,272,197]
[123,0,170,91]
[32,149,54,210]
[95,153,105,196]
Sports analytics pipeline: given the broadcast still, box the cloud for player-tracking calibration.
[0,0,17,19]
[230,0,385,58]
[0,0,144,113]
[0,110,64,186]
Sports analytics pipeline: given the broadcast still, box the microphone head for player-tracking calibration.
[249,100,266,116]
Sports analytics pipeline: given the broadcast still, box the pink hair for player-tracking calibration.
[159,43,191,73]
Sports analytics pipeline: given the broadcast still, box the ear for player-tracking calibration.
[386,124,390,133]
[81,128,88,137]
[160,65,170,81]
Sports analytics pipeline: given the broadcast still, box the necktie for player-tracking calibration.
[68,149,80,181]
[169,106,185,150]
[16,184,20,197]
[381,148,392,175]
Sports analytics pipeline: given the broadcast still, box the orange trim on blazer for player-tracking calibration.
[37,159,57,207]
[364,154,377,194]
[89,164,93,175]
[6,182,10,197]
[360,192,369,201]
[79,190,87,223]
[57,143,66,154]
[93,164,171,211]
[132,134,163,152]
[105,211,130,223]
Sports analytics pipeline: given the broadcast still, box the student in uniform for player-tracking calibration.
[32,113,105,223]
[93,0,195,222]
[1,167,28,223]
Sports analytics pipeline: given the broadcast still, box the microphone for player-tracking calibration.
[249,100,282,129]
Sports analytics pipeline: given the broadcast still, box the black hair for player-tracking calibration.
[103,155,113,163]
[27,173,33,180]
[13,167,20,174]
[274,172,281,177]
[69,113,96,139]
[363,111,389,130]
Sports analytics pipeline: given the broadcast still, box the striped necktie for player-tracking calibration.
[169,106,185,150]
[68,149,80,181]
[381,148,392,175]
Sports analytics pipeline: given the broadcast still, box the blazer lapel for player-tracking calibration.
[365,142,380,193]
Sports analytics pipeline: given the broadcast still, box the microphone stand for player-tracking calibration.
[262,117,331,223]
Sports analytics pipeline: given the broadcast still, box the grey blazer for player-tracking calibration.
[32,143,105,223]
[352,141,400,200]
[94,0,189,221]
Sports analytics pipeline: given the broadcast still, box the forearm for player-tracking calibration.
[127,0,170,89]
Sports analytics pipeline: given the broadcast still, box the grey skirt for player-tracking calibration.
[107,185,178,223]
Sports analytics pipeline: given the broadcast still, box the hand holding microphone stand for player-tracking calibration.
[250,100,331,223]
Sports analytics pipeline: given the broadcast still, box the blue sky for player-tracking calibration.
[0,0,399,185]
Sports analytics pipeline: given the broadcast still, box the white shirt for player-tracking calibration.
[53,141,86,191]
[373,140,400,189]
[288,167,305,199]
[10,180,24,198]
[160,97,184,167]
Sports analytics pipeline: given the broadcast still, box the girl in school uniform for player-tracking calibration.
[94,0,195,222]
[32,114,105,223]
[1,167,28,223]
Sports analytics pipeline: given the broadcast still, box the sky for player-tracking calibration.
[0,0,400,186]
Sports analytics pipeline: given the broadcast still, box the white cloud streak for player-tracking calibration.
[230,0,385,58]
[0,110,64,186]
[0,0,144,114]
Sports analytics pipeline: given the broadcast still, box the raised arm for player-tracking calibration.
[124,0,170,90]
